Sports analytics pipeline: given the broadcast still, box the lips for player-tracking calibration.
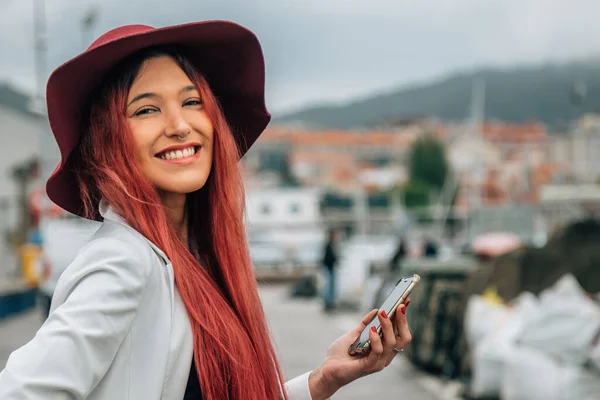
[156,145,201,160]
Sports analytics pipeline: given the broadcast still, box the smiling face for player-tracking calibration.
[125,55,214,199]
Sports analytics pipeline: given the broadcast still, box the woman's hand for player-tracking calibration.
[308,300,412,399]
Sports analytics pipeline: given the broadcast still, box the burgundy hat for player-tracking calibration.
[45,20,270,219]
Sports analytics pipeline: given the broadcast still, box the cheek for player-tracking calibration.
[207,134,215,157]
[205,138,215,170]
[128,122,156,162]
[200,119,215,164]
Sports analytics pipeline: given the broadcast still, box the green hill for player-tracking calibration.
[273,61,600,130]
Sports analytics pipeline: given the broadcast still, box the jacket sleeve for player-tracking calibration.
[0,236,153,399]
[284,372,315,400]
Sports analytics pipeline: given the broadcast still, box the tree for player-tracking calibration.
[401,180,431,210]
[399,134,451,210]
[408,134,449,191]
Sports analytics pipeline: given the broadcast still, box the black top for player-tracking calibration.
[184,359,202,399]
[322,241,338,271]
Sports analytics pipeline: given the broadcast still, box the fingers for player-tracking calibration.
[384,299,413,365]
[362,308,398,371]
[363,322,385,372]
[378,310,396,365]
[393,300,412,350]
[356,299,414,376]
[351,309,378,336]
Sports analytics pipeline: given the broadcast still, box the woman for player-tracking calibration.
[321,228,339,311]
[0,21,412,399]
[390,237,407,272]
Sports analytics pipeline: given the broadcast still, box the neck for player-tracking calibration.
[159,191,188,243]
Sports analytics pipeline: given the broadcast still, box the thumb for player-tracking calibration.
[351,309,378,336]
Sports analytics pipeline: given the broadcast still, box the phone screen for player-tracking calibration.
[356,276,414,345]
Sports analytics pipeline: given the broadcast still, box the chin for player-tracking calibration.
[158,178,210,195]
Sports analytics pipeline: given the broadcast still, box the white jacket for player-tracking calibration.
[0,201,312,399]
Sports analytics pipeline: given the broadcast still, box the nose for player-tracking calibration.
[163,107,191,139]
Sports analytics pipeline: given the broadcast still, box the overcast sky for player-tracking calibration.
[0,0,598,114]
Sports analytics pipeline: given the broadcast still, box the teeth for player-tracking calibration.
[160,146,197,160]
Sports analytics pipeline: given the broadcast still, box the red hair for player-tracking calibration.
[75,48,287,399]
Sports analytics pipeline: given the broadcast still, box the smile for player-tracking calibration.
[155,145,202,165]
[156,145,201,160]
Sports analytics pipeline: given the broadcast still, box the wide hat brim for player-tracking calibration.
[45,20,270,219]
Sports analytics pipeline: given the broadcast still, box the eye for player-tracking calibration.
[133,107,158,117]
[183,98,203,107]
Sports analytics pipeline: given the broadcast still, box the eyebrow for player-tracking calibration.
[127,85,198,107]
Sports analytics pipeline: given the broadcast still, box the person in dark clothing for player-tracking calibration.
[322,228,339,311]
[390,237,407,272]
[423,237,439,258]
[372,236,407,309]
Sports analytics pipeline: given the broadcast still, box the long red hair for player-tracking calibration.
[74,47,287,399]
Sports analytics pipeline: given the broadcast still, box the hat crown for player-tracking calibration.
[88,24,155,51]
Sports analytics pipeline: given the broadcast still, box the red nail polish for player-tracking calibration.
[401,305,406,315]
[371,326,377,333]
[405,299,411,307]
[380,310,388,319]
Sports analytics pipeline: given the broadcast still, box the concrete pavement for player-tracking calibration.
[0,307,43,368]
[261,284,448,399]
[0,284,456,399]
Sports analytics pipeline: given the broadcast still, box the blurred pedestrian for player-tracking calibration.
[423,236,439,257]
[372,236,407,309]
[390,236,407,273]
[0,21,413,399]
[322,228,339,312]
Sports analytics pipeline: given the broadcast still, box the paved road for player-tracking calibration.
[261,284,446,399]
[0,309,44,369]
[0,285,454,399]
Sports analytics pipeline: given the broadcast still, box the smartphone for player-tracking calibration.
[348,274,420,356]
